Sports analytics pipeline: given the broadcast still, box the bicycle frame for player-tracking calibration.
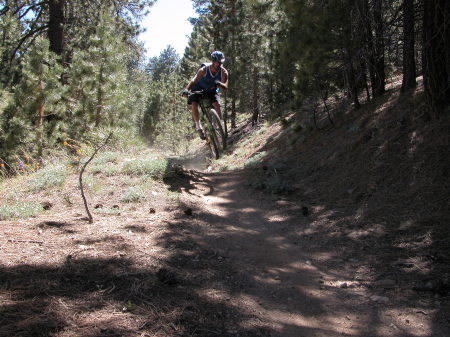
[188,88,225,159]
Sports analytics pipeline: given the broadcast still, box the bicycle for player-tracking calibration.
[184,88,226,159]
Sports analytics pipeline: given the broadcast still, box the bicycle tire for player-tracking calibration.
[207,109,226,151]
[205,128,220,159]
[202,110,221,160]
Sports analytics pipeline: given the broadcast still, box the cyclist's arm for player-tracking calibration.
[186,66,207,91]
[216,67,228,90]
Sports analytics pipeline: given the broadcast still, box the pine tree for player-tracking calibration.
[422,0,450,117]
[66,9,132,136]
[146,46,180,81]
[1,37,63,160]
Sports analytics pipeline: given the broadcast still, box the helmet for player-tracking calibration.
[211,51,225,63]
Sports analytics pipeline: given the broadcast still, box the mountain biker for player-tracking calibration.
[184,51,228,139]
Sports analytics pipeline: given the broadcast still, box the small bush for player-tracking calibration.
[79,174,101,192]
[166,191,181,205]
[28,165,67,191]
[122,158,168,179]
[110,128,147,151]
[244,151,267,168]
[121,186,146,203]
[89,163,121,176]
[0,201,44,220]
[91,151,121,165]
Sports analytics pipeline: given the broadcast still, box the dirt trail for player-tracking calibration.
[169,169,448,337]
[0,164,447,336]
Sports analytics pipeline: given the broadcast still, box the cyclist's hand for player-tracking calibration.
[181,89,190,97]
[215,80,221,88]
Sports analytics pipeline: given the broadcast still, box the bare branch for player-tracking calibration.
[10,25,47,61]
[79,132,113,223]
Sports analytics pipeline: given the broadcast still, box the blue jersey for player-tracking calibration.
[193,63,222,92]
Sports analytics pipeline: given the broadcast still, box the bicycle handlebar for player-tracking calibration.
[182,86,217,97]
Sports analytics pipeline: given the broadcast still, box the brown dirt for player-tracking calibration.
[1,79,449,337]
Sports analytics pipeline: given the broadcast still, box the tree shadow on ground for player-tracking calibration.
[216,85,449,336]
[160,169,449,337]
[0,255,272,336]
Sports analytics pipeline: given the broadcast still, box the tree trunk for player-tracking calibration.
[95,65,104,127]
[36,80,45,128]
[359,0,377,97]
[422,0,450,117]
[342,4,361,110]
[251,66,259,126]
[231,97,236,129]
[48,0,65,56]
[401,0,417,92]
[229,0,237,129]
[359,57,371,102]
[345,58,361,109]
[373,0,385,96]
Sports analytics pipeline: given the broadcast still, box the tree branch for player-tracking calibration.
[18,2,48,20]
[10,24,48,62]
[0,5,9,16]
[79,132,113,223]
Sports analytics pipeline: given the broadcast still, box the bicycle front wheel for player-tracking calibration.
[206,132,220,160]
[207,109,226,151]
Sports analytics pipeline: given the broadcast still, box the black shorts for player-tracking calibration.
[187,92,219,105]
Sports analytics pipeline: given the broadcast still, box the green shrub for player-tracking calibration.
[79,174,101,192]
[28,165,67,191]
[89,163,121,176]
[244,151,267,168]
[121,186,146,203]
[91,151,121,165]
[0,201,44,220]
[122,158,168,179]
[110,128,147,151]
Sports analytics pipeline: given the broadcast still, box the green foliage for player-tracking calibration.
[28,165,67,192]
[244,151,267,168]
[121,186,146,203]
[122,158,168,178]
[91,151,121,165]
[107,127,148,151]
[0,201,44,220]
[79,174,101,193]
[153,88,193,153]
[142,65,193,154]
[66,11,135,133]
[1,4,151,164]
[1,37,64,160]
[147,46,180,81]
[89,163,121,176]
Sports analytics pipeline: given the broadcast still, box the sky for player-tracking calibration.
[140,0,197,58]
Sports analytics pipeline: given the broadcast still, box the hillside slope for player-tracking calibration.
[215,77,449,297]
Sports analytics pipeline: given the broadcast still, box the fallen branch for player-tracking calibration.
[7,239,44,245]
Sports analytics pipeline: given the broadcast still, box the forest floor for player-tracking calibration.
[0,77,449,337]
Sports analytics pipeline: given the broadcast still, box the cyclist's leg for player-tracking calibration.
[188,94,205,139]
[210,93,223,120]
[188,94,201,128]
[212,101,222,120]
[191,102,201,129]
